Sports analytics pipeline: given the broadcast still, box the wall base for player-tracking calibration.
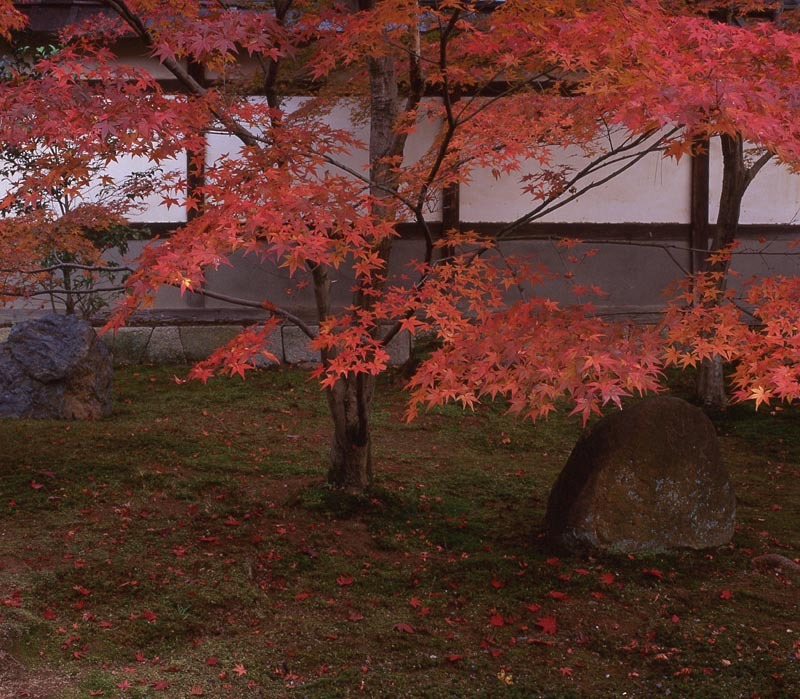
[0,322,412,367]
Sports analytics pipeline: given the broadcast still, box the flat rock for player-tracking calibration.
[545,396,736,554]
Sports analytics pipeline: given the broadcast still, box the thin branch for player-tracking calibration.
[495,127,680,239]
[410,9,463,259]
[318,153,419,212]
[193,286,317,339]
[438,8,461,131]
[103,0,262,148]
[493,243,529,300]
[454,68,561,127]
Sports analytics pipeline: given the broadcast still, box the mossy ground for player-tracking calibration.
[0,366,797,698]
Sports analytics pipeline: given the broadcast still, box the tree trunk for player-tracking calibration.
[326,372,375,491]
[322,49,405,489]
[696,356,727,411]
[321,5,419,490]
[695,133,747,411]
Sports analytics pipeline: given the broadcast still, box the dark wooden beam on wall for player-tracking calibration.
[441,183,461,237]
[395,221,693,241]
[690,140,711,273]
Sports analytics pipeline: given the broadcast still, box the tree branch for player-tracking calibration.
[744,149,774,189]
[192,286,317,339]
[494,127,680,239]
[103,0,262,148]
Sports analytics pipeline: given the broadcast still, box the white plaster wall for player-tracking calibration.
[205,97,444,220]
[100,153,187,224]
[708,138,800,225]
[0,147,186,225]
[461,137,692,224]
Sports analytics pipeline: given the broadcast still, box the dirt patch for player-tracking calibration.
[0,650,73,699]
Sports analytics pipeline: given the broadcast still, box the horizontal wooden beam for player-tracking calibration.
[130,220,800,242]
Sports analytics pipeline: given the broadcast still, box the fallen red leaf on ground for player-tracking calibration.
[536,615,558,635]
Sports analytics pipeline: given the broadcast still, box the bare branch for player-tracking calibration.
[193,286,317,339]
[495,127,680,239]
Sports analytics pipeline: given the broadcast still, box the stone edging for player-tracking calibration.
[0,324,412,367]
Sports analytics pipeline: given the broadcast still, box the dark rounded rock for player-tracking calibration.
[545,396,735,554]
[0,314,112,419]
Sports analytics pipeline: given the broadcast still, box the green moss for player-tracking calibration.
[0,366,797,697]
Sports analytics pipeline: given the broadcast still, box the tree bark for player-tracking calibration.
[694,133,770,411]
[323,46,406,490]
[694,134,745,410]
[310,262,375,491]
[696,356,727,411]
[326,373,375,491]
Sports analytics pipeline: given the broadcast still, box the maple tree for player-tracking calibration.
[0,30,161,316]
[2,0,800,489]
[542,0,800,408]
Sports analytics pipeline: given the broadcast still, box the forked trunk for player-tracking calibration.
[694,133,751,410]
[325,373,375,491]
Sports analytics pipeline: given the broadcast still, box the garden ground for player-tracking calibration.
[0,366,798,698]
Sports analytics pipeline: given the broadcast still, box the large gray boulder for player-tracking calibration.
[545,396,735,554]
[0,314,112,419]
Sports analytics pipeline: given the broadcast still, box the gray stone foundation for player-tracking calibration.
[1,322,412,367]
[0,304,413,367]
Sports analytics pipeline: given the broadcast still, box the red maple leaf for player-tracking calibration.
[642,568,664,580]
[536,615,558,635]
